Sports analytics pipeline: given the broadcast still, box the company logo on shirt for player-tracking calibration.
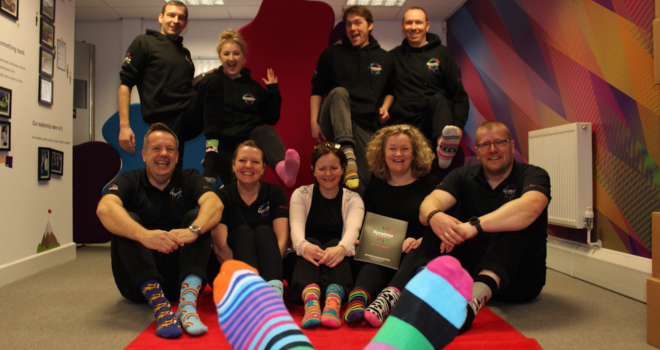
[503,184,516,201]
[369,62,382,75]
[258,201,270,218]
[373,226,394,243]
[170,187,183,201]
[109,184,119,191]
[427,58,440,72]
[242,94,256,105]
[122,53,132,67]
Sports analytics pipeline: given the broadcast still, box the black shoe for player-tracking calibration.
[202,152,220,184]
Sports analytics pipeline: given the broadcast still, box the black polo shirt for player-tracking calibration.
[438,161,551,243]
[106,168,213,231]
[217,181,289,232]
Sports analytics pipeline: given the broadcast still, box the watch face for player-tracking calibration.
[469,217,479,225]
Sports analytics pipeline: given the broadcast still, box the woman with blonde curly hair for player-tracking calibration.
[343,124,439,327]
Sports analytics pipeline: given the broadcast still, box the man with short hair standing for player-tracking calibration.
[97,123,223,338]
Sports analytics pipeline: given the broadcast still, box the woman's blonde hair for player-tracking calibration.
[216,29,246,56]
[366,124,434,181]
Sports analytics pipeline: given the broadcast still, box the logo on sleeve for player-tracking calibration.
[242,94,256,105]
[122,53,132,67]
[369,62,382,75]
[503,184,516,201]
[109,184,119,191]
[258,201,270,218]
[427,58,440,72]
[170,187,183,201]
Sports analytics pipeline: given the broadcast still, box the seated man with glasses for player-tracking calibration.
[414,120,551,333]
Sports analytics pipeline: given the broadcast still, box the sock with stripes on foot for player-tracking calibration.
[364,255,473,350]
[176,275,207,336]
[437,126,461,169]
[340,145,359,189]
[213,260,315,350]
[364,286,400,328]
[321,284,345,328]
[140,279,182,339]
[301,284,322,329]
[344,288,370,322]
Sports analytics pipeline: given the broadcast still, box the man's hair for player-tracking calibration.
[475,120,512,144]
[342,5,374,25]
[216,29,246,57]
[366,124,434,181]
[143,123,179,150]
[402,7,428,23]
[162,1,188,17]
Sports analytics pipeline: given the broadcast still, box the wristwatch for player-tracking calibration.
[188,225,201,237]
[469,216,484,235]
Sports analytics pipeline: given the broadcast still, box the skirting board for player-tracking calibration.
[547,236,651,302]
[0,243,77,289]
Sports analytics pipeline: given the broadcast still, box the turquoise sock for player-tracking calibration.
[140,279,182,339]
[268,279,284,299]
[176,275,208,336]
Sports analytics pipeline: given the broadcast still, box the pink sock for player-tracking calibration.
[275,149,300,188]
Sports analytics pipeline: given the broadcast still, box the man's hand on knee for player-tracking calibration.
[169,228,198,245]
[430,211,466,246]
[139,230,183,253]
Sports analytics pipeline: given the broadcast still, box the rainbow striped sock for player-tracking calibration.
[176,275,207,336]
[340,145,359,189]
[301,284,322,329]
[364,256,473,350]
[213,260,314,350]
[140,279,182,339]
[344,288,370,322]
[321,284,345,328]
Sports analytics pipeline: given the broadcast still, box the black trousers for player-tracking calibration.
[289,237,353,305]
[207,225,284,284]
[353,252,412,299]
[110,209,212,303]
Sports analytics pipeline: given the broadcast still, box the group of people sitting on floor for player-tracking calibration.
[97,1,552,349]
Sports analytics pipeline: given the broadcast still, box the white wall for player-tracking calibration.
[75,18,446,141]
[0,0,77,286]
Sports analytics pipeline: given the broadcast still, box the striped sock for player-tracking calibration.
[301,284,322,329]
[340,145,359,189]
[344,288,370,322]
[176,275,207,336]
[321,284,345,328]
[213,260,315,350]
[364,256,473,350]
[268,279,284,300]
[437,126,461,169]
[140,279,182,339]
[364,287,400,328]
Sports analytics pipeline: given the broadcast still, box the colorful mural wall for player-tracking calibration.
[447,0,658,257]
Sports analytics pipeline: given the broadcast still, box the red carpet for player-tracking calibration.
[125,286,542,350]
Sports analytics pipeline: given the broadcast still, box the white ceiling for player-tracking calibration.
[75,0,467,22]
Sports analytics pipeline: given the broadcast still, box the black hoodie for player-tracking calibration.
[311,34,394,132]
[119,30,195,125]
[390,33,469,141]
[193,67,281,149]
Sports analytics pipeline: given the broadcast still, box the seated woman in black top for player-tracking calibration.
[344,124,438,327]
[208,140,289,298]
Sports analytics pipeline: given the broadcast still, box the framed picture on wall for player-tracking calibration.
[40,48,54,77]
[0,86,11,118]
[41,0,54,22]
[40,18,55,50]
[0,0,18,20]
[50,149,63,175]
[0,120,10,152]
[39,76,53,106]
[38,147,50,181]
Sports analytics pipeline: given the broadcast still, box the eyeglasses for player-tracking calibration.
[476,139,511,150]
[314,143,341,150]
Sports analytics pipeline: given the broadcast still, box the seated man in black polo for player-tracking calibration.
[97,123,223,339]
[418,120,551,333]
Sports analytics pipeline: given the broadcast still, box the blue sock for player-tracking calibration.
[268,279,284,299]
[140,279,182,339]
[176,275,208,336]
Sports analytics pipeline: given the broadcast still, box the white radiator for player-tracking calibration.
[528,123,593,229]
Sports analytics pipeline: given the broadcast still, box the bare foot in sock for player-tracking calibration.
[276,149,300,188]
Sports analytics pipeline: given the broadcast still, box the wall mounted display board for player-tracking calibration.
[0,0,18,20]
[50,149,62,175]
[40,0,54,22]
[40,48,54,78]
[38,76,53,105]
[40,17,54,50]
[38,147,50,181]
[0,120,10,151]
[0,86,10,118]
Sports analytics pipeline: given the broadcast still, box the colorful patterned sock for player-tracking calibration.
[437,126,461,169]
[340,145,359,189]
[213,260,315,350]
[202,139,220,184]
[301,284,322,329]
[275,149,300,188]
[321,284,345,328]
[364,256,473,350]
[267,279,284,299]
[459,274,496,334]
[344,288,370,323]
[140,279,182,339]
[364,287,400,328]
[176,275,207,336]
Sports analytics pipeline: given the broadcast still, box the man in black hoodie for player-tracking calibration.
[310,6,394,195]
[390,7,470,170]
[118,1,205,156]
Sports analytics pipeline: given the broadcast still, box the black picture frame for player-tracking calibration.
[39,75,53,106]
[40,17,55,50]
[0,0,18,20]
[0,86,10,118]
[40,0,54,22]
[38,147,50,181]
[40,47,54,78]
[0,120,10,152]
[50,149,63,175]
